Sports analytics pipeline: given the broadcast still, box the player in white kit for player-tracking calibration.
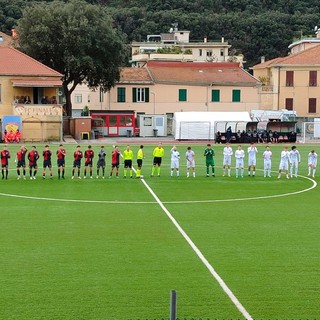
[235,145,245,178]
[278,146,290,179]
[307,149,317,178]
[247,142,258,177]
[185,146,196,178]
[222,142,233,177]
[170,146,180,177]
[289,146,301,178]
[263,146,272,177]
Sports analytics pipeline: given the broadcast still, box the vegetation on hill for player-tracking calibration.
[1,0,320,66]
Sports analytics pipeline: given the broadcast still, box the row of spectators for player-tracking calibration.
[216,129,297,144]
[2,130,21,143]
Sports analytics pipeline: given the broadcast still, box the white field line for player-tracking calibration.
[140,176,253,320]
[0,174,316,204]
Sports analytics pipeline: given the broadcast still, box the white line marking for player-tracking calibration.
[0,175,316,204]
[140,177,253,319]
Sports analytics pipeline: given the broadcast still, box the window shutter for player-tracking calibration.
[145,88,149,102]
[132,88,137,103]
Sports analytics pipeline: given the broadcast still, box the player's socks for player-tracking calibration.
[136,169,141,177]
[193,172,195,177]
[187,172,189,177]
[130,169,133,177]
[228,169,231,176]
[151,167,155,176]
[177,171,179,177]
[253,171,255,176]
[157,167,161,176]
[170,170,173,177]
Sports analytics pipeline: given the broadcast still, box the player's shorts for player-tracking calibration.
[186,160,195,169]
[236,159,244,168]
[223,156,232,166]
[73,160,81,168]
[248,157,256,166]
[85,160,93,167]
[290,160,298,167]
[279,161,289,171]
[97,159,105,168]
[137,159,143,167]
[29,162,37,169]
[153,157,162,166]
[171,159,179,169]
[124,159,132,168]
[57,159,65,167]
[43,160,52,168]
[206,159,215,166]
[17,160,25,168]
[112,162,119,168]
[308,160,317,167]
[1,163,8,168]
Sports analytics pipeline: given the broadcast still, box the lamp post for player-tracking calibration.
[150,91,156,114]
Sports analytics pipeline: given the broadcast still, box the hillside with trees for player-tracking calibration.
[1,0,320,67]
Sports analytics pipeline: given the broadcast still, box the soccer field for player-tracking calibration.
[0,142,319,319]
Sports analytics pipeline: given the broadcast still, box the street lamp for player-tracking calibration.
[150,91,156,114]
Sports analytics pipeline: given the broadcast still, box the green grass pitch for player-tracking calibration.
[0,142,319,319]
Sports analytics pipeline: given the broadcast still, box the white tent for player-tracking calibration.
[173,111,252,140]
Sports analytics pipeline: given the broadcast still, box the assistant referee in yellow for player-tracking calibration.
[151,142,164,177]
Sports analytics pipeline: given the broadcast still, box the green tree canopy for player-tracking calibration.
[17,0,128,116]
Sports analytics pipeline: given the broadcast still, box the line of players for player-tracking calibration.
[0,143,145,180]
[0,142,317,180]
[169,142,317,179]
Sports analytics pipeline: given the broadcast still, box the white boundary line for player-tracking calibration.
[140,177,254,319]
[0,175,316,204]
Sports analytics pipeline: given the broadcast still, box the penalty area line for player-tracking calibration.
[140,177,253,320]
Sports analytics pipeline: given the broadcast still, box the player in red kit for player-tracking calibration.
[56,144,66,179]
[109,145,120,178]
[72,145,83,179]
[42,144,53,179]
[1,144,10,179]
[28,146,40,179]
[84,145,94,179]
[16,145,27,180]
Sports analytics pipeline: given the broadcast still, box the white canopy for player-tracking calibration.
[173,111,251,140]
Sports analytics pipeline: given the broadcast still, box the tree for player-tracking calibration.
[17,0,128,116]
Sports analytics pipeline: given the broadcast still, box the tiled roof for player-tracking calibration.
[0,46,63,77]
[253,44,320,69]
[120,67,153,83]
[145,61,259,86]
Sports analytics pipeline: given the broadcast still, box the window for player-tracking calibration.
[206,50,213,57]
[117,87,126,103]
[309,71,317,87]
[220,49,224,57]
[74,94,82,103]
[179,89,187,102]
[199,49,202,57]
[232,90,241,102]
[285,98,293,110]
[309,98,317,113]
[286,71,294,86]
[120,115,132,126]
[143,117,152,126]
[132,88,149,102]
[211,89,220,102]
